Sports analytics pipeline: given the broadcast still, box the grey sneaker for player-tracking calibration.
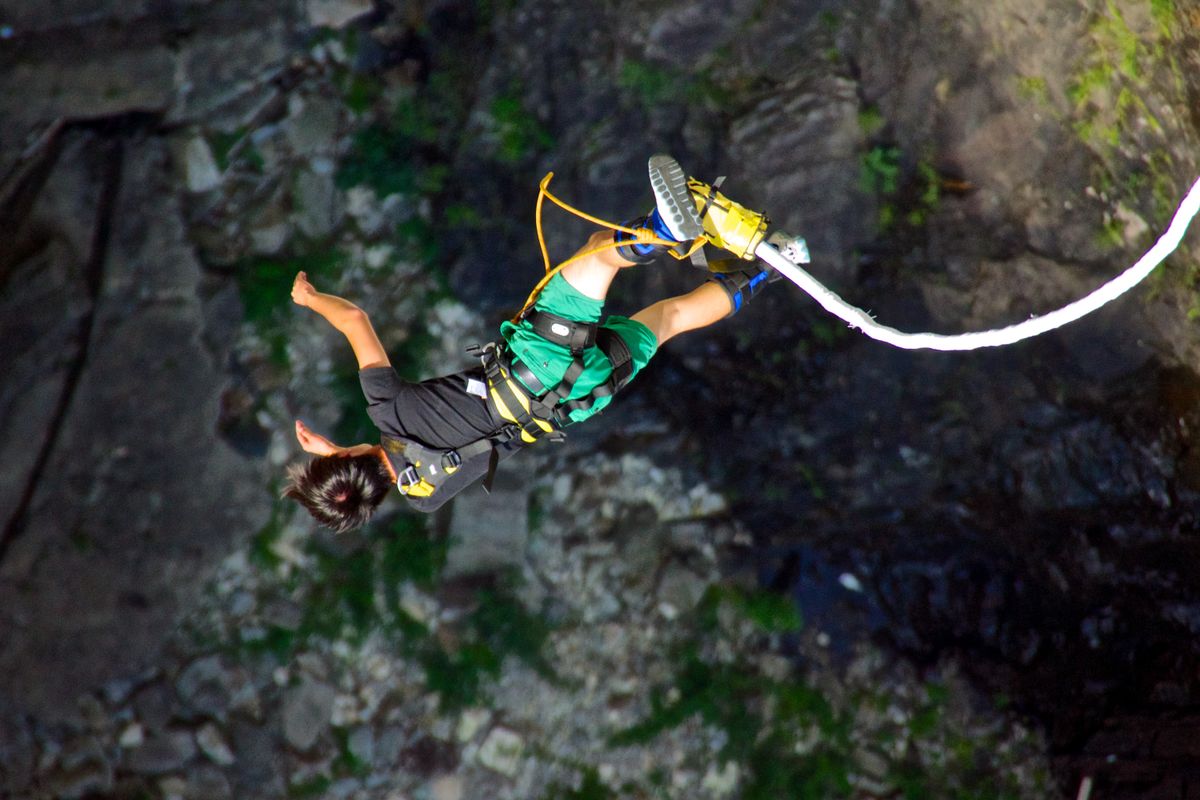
[648,154,704,241]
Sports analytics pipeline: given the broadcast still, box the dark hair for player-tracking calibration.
[282,454,392,533]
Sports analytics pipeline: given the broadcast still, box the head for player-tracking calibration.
[282,454,392,533]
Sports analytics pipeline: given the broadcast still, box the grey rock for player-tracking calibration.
[0,44,174,170]
[728,75,870,287]
[119,722,146,749]
[177,655,235,719]
[0,137,268,723]
[187,765,234,800]
[444,462,528,578]
[306,0,373,28]
[0,717,35,795]
[348,725,375,766]
[477,727,524,777]
[701,761,740,796]
[103,675,138,706]
[282,679,336,751]
[170,132,222,193]
[45,760,114,800]
[262,599,305,631]
[249,220,292,256]
[168,21,291,124]
[617,507,666,594]
[229,720,285,797]
[125,729,197,775]
[292,165,344,239]
[376,725,406,767]
[855,747,891,780]
[229,591,256,617]
[160,776,189,799]
[133,681,176,732]
[285,93,342,157]
[657,563,708,616]
[196,722,236,766]
[329,777,363,799]
[430,774,464,800]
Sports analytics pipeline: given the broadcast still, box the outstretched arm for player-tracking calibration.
[291,271,390,370]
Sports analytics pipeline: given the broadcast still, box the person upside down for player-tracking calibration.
[284,155,802,531]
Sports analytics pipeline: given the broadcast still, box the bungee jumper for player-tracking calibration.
[284,155,808,529]
[283,150,1200,532]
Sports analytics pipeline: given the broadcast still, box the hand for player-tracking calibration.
[292,271,317,307]
[295,420,340,456]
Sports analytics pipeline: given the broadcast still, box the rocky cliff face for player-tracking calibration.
[2,0,1199,798]
[0,0,307,723]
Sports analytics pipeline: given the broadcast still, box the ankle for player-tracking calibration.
[614,217,663,264]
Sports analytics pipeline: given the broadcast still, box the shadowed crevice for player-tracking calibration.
[0,134,124,565]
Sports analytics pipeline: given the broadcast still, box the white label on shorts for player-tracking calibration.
[466,378,487,398]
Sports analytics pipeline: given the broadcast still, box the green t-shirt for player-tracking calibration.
[499,273,658,423]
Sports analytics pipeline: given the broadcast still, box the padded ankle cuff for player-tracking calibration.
[710,267,773,316]
[614,219,663,264]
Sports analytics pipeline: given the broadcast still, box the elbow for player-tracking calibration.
[338,306,369,331]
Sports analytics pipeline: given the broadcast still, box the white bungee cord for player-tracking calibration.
[755,176,1200,351]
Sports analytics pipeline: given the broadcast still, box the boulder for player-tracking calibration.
[306,0,374,29]
[477,727,524,777]
[281,679,336,751]
[124,729,198,775]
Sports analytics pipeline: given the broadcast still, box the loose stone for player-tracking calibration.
[125,730,197,775]
[477,727,524,777]
[197,722,236,766]
[281,680,336,751]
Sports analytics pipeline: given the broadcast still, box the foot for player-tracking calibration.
[648,154,704,241]
[613,155,705,264]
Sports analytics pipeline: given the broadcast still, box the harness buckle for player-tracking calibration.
[441,450,463,472]
[397,465,421,494]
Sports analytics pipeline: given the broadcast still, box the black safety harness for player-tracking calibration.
[391,309,636,501]
[476,308,635,431]
[381,427,517,499]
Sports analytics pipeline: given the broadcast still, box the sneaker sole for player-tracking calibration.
[648,154,704,241]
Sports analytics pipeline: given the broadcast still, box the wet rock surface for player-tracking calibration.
[1,0,1199,798]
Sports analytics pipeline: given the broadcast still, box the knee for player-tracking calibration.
[587,229,614,249]
[653,299,687,344]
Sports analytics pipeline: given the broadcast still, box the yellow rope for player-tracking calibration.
[512,172,705,323]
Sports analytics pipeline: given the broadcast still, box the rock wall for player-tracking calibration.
[0,126,270,722]
[2,0,1200,798]
[0,0,324,722]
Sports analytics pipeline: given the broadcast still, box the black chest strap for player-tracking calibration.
[505,326,635,420]
[524,309,597,353]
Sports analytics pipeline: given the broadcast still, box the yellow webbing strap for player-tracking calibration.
[402,478,436,498]
[485,359,555,443]
[686,178,768,260]
[513,172,707,323]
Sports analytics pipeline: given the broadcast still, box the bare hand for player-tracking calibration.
[292,271,317,307]
[295,420,339,456]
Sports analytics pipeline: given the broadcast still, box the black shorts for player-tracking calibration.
[359,366,521,512]
[360,366,501,449]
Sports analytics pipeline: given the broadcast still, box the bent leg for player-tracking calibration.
[559,230,638,301]
[630,281,733,346]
